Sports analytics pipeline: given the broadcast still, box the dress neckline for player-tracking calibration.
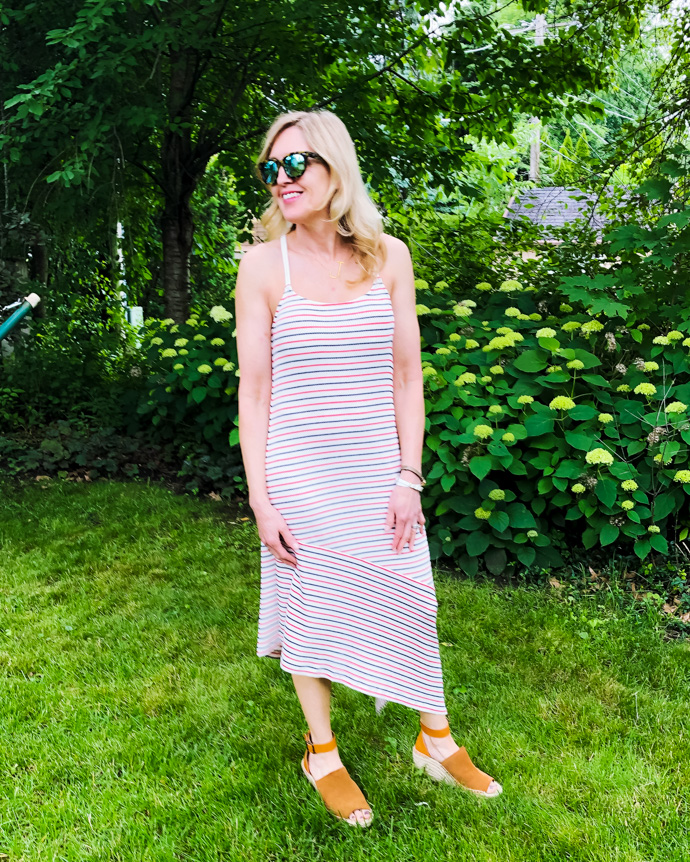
[285,277,382,306]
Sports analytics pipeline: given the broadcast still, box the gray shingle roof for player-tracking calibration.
[504,186,609,236]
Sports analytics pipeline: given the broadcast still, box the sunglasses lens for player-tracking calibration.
[283,152,308,179]
[260,160,279,185]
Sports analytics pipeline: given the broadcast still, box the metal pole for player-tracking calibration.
[0,293,41,341]
[529,14,547,183]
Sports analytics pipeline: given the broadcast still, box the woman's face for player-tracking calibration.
[267,125,332,223]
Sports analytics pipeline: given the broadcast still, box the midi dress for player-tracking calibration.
[256,234,447,714]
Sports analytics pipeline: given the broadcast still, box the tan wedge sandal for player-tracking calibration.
[413,721,502,798]
[301,732,373,827]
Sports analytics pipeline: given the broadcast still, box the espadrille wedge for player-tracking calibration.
[413,722,502,798]
[301,732,373,826]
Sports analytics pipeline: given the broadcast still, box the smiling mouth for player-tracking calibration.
[282,191,302,201]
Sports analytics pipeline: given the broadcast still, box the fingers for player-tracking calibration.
[264,528,299,567]
[392,519,416,554]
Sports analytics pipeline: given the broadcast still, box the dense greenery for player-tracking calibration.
[0,479,687,860]
[1,0,650,318]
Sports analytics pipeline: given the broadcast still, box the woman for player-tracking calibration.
[235,110,501,827]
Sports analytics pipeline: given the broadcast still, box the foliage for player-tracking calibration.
[0,421,157,480]
[137,303,244,496]
[416,163,690,574]
[0,282,146,431]
[1,0,652,318]
[420,278,690,573]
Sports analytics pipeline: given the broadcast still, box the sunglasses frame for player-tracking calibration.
[258,151,325,186]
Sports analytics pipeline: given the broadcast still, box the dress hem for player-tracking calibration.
[256,649,447,715]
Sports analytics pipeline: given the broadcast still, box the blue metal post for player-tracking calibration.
[0,294,41,341]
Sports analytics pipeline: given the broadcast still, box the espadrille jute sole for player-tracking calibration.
[412,745,502,798]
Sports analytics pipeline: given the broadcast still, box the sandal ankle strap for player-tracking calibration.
[304,731,337,754]
[420,721,451,738]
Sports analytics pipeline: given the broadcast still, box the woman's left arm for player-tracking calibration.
[384,235,426,554]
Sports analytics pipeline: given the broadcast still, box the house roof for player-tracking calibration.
[503,186,609,236]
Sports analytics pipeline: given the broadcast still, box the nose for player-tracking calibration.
[276,165,290,184]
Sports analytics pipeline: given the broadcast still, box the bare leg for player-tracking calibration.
[419,710,502,796]
[292,674,372,826]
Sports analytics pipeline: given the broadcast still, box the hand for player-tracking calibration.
[252,500,300,567]
[384,485,426,554]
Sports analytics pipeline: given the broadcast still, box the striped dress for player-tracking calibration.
[257,234,447,715]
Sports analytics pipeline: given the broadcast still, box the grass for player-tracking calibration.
[0,479,688,862]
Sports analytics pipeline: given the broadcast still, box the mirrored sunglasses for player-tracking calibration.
[258,151,325,186]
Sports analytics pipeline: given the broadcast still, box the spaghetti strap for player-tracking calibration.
[280,234,291,287]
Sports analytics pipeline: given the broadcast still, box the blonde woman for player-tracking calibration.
[235,110,501,827]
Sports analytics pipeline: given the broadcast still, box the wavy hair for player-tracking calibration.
[257,110,385,280]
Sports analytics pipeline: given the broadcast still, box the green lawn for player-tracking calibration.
[0,480,688,862]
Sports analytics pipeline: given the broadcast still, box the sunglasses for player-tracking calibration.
[258,151,325,186]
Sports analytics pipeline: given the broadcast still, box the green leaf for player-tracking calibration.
[600,523,620,546]
[459,555,479,576]
[653,491,679,520]
[505,503,536,529]
[440,473,456,492]
[595,478,617,509]
[538,337,561,352]
[469,456,492,480]
[582,374,610,388]
[555,459,584,479]
[569,404,598,421]
[634,538,652,560]
[191,388,207,404]
[525,415,554,436]
[484,548,507,575]
[516,546,536,567]
[650,533,669,554]
[513,350,547,373]
[572,350,602,369]
[490,510,510,533]
[565,431,595,451]
[228,428,239,446]
[466,530,490,557]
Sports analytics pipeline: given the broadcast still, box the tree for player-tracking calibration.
[1,0,652,319]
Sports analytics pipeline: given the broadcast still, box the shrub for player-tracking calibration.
[419,278,690,574]
[137,305,243,496]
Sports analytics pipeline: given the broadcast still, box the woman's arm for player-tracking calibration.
[384,235,426,553]
[235,245,299,565]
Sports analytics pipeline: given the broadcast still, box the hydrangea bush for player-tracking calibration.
[139,305,241,465]
[417,279,690,574]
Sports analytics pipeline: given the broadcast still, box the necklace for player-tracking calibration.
[292,242,351,280]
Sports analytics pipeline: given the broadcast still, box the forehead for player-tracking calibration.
[269,125,310,159]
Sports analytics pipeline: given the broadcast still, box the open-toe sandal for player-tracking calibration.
[301,732,373,827]
[412,721,502,799]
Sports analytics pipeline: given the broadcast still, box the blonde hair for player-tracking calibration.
[257,110,385,280]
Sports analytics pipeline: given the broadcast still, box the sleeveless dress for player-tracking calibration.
[256,235,447,714]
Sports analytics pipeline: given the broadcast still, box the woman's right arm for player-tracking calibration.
[235,246,299,566]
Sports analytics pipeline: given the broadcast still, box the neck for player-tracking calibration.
[290,216,345,260]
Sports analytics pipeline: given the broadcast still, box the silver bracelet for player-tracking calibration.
[396,476,424,492]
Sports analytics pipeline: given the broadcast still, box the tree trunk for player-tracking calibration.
[161,49,210,322]
[162,192,194,321]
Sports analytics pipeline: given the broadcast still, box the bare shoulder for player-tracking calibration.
[380,233,412,265]
[237,239,281,283]
[379,234,413,298]
[236,240,285,315]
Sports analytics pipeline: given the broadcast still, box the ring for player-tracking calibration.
[413,523,421,532]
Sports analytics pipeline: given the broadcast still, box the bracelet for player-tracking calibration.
[400,464,426,485]
[396,476,424,492]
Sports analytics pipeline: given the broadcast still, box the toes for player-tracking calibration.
[348,808,372,826]
[487,780,502,797]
